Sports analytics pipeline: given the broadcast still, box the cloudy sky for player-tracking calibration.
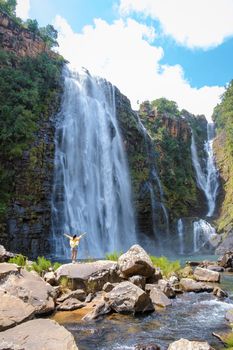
[16,0,233,119]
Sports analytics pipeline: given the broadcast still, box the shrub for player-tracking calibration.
[150,255,181,277]
[53,262,62,271]
[8,254,26,266]
[105,251,123,261]
[31,256,52,275]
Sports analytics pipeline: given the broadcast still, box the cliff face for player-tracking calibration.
[0,12,49,57]
[0,11,64,257]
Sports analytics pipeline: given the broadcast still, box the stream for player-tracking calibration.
[57,272,233,350]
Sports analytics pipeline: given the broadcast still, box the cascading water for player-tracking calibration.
[51,68,137,259]
[177,218,184,254]
[191,123,219,217]
[193,219,217,253]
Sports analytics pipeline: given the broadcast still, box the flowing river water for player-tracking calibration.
[53,271,233,350]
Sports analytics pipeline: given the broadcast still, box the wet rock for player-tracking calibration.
[218,251,233,268]
[56,298,86,311]
[206,265,224,272]
[216,234,233,255]
[104,281,154,314]
[157,279,176,298]
[82,301,111,321]
[57,289,86,303]
[146,285,171,307]
[225,309,233,323]
[0,263,19,280]
[129,275,146,290]
[1,268,55,314]
[213,287,228,298]
[146,269,163,284]
[0,319,78,350]
[118,245,155,278]
[0,246,14,263]
[85,292,95,303]
[226,267,233,272]
[180,278,214,293]
[168,338,214,349]
[56,261,121,292]
[194,267,220,283]
[44,271,57,286]
[186,261,201,267]
[134,343,161,350]
[0,289,35,331]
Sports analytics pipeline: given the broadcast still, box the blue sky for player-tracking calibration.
[16,0,233,119]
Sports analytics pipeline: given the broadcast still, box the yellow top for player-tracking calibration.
[69,238,79,249]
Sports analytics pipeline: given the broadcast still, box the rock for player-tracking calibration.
[104,281,154,314]
[0,319,78,350]
[215,233,233,255]
[213,287,228,298]
[57,289,86,303]
[180,278,214,293]
[0,246,15,263]
[146,285,172,307]
[83,301,111,321]
[225,309,233,323]
[44,271,57,286]
[194,267,220,283]
[168,275,179,285]
[85,293,95,303]
[134,343,161,350]
[129,275,146,290]
[57,298,86,311]
[157,279,176,298]
[118,245,155,278]
[1,268,55,314]
[206,265,224,272]
[146,269,163,284]
[56,260,121,292]
[0,289,35,331]
[102,282,116,292]
[226,267,233,272]
[218,251,233,268]
[168,338,214,349]
[179,266,193,278]
[186,261,201,267]
[0,263,19,280]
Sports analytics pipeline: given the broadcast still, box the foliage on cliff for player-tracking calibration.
[0,49,64,217]
[213,80,233,233]
[139,99,206,219]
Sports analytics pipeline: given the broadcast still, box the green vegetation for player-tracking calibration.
[151,97,180,117]
[9,254,27,266]
[31,256,52,275]
[105,250,123,261]
[150,255,181,277]
[0,49,64,218]
[213,80,233,233]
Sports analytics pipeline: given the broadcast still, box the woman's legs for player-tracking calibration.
[71,248,77,262]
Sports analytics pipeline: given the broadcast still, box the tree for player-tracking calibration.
[39,24,58,48]
[0,0,17,16]
[151,97,180,117]
[25,19,39,35]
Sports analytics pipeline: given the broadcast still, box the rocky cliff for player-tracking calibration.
[0,11,64,257]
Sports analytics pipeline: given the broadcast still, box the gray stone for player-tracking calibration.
[134,343,161,350]
[194,267,220,283]
[225,309,233,323]
[157,279,176,298]
[56,298,86,311]
[147,286,172,307]
[180,278,214,293]
[168,338,214,350]
[102,282,116,292]
[213,287,228,298]
[0,319,78,350]
[129,275,146,290]
[0,289,35,331]
[118,245,155,278]
[215,232,233,255]
[206,265,224,272]
[0,263,19,281]
[44,271,57,286]
[57,289,86,302]
[82,301,111,321]
[104,281,154,314]
[218,251,233,268]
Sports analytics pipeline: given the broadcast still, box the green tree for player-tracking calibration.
[0,0,16,16]
[151,97,180,117]
[39,24,58,48]
[25,19,39,34]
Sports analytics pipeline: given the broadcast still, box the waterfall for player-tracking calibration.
[193,219,216,253]
[191,123,219,217]
[51,68,137,259]
[177,219,184,254]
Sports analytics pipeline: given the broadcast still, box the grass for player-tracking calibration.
[150,255,181,277]
[223,332,233,349]
[105,250,123,261]
[8,254,27,267]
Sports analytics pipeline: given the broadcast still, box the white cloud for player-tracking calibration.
[16,0,30,20]
[119,0,233,49]
[54,15,224,120]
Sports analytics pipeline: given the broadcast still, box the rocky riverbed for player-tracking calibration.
[1,244,233,349]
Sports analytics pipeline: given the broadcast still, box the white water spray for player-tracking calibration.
[51,68,137,258]
[177,218,184,254]
[193,219,217,253]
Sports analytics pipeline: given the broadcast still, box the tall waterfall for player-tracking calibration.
[51,68,137,259]
[193,219,217,253]
[177,218,184,254]
[191,123,219,217]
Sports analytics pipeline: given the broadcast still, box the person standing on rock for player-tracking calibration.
[64,233,86,263]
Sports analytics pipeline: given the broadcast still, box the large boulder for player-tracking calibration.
[104,281,154,314]
[82,301,111,321]
[0,246,14,262]
[0,289,35,331]
[168,339,214,350]
[180,278,214,293]
[194,267,220,283]
[215,233,233,255]
[0,263,19,280]
[56,298,86,311]
[56,260,121,292]
[1,268,55,314]
[157,279,176,298]
[57,289,86,303]
[0,319,78,350]
[118,245,155,278]
[145,285,171,307]
[218,251,233,268]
